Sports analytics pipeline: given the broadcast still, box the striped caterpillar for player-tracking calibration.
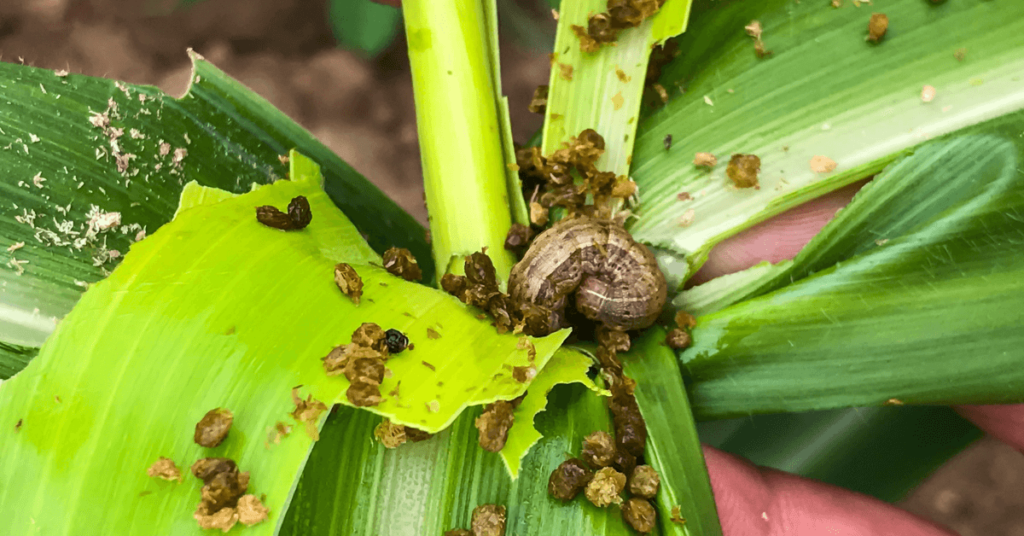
[508,216,667,334]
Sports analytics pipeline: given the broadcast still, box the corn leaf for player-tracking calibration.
[0,153,567,535]
[499,348,607,478]
[0,55,431,353]
[700,406,981,503]
[630,0,1024,281]
[0,341,35,380]
[681,111,1024,419]
[678,129,1024,315]
[328,0,403,58]
[543,0,692,177]
[282,382,644,535]
[625,328,722,536]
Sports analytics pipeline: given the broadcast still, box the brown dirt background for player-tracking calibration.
[2,0,1022,533]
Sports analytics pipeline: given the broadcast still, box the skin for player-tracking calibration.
[371,4,1023,532]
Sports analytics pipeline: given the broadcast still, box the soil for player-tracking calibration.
[2,0,1023,534]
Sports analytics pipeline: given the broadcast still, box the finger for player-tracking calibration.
[955,404,1024,452]
[704,446,956,536]
[691,181,866,284]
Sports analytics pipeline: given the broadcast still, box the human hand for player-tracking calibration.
[700,184,1024,535]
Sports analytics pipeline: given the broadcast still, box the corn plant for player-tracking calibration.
[1,0,1022,534]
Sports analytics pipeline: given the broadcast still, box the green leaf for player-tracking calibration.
[499,348,607,478]
[0,56,432,352]
[0,341,35,380]
[283,382,640,535]
[0,153,566,534]
[679,131,1022,315]
[542,0,691,179]
[700,407,981,503]
[625,328,722,536]
[329,0,403,58]
[630,0,1024,281]
[681,111,1024,419]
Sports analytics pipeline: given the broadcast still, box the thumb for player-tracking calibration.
[690,180,866,284]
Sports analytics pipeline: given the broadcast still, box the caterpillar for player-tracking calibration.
[508,216,667,334]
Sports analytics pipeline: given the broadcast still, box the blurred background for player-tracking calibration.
[1,0,1022,533]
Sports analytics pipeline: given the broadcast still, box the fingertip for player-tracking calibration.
[690,181,866,284]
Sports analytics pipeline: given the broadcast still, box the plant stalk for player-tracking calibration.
[402,0,518,284]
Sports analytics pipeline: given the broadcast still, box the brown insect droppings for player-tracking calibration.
[147,457,183,481]
[194,507,238,532]
[255,196,312,230]
[352,323,388,352]
[921,85,937,103]
[194,408,234,448]
[516,337,537,362]
[954,48,967,62]
[548,459,594,501]
[611,92,625,110]
[572,24,602,53]
[512,365,537,383]
[255,205,293,230]
[422,361,436,371]
[236,494,269,527]
[287,196,312,229]
[867,13,889,43]
[616,68,631,83]
[334,263,363,305]
[745,20,772,58]
[14,419,22,432]
[475,400,515,452]
[266,421,292,448]
[582,430,617,468]
[504,223,533,252]
[471,504,507,536]
[529,202,549,226]
[191,458,250,531]
[693,152,717,168]
[374,418,408,449]
[629,465,661,498]
[585,467,626,507]
[427,327,442,339]
[609,382,647,457]
[726,154,761,188]
[652,83,669,103]
[670,505,687,524]
[809,155,838,173]
[528,85,549,114]
[622,497,657,533]
[445,530,472,536]
[666,328,692,350]
[558,63,574,81]
[383,247,423,282]
[290,388,328,440]
[610,177,637,199]
[675,311,696,329]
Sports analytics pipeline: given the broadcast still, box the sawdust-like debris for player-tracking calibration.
[146,457,183,481]
[809,155,837,173]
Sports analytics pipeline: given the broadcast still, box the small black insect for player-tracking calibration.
[384,328,409,354]
[663,134,672,150]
